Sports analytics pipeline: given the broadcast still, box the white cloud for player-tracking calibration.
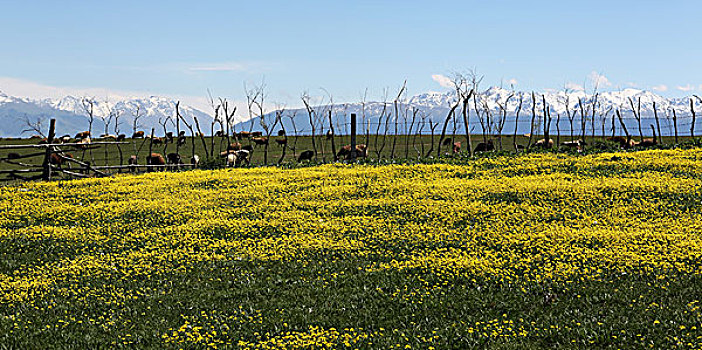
[507,78,518,86]
[626,82,638,87]
[677,84,695,92]
[565,82,584,91]
[187,62,251,72]
[588,71,612,88]
[651,84,668,92]
[431,74,453,89]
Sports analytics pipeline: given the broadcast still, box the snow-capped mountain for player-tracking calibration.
[0,91,211,137]
[237,87,702,137]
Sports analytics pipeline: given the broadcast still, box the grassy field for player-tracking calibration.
[1,149,701,348]
[1,133,697,178]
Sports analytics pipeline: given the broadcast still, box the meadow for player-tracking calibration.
[1,149,702,348]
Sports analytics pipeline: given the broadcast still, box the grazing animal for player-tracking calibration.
[75,131,91,139]
[277,130,286,137]
[196,132,204,137]
[251,131,263,137]
[238,131,251,138]
[165,132,174,143]
[452,141,461,153]
[190,155,200,168]
[226,153,236,167]
[132,131,145,138]
[100,134,117,140]
[227,143,242,152]
[326,130,334,140]
[235,150,250,166]
[6,152,21,160]
[38,138,49,144]
[635,126,658,148]
[76,137,91,149]
[442,138,453,147]
[60,135,72,143]
[117,134,126,141]
[298,150,314,162]
[607,136,630,148]
[242,144,254,152]
[252,137,269,145]
[534,138,554,149]
[145,153,166,170]
[275,138,287,146]
[215,130,224,137]
[561,139,586,150]
[474,140,494,153]
[151,137,164,145]
[166,153,182,165]
[178,136,186,146]
[29,135,43,139]
[128,155,138,172]
[337,144,368,159]
[49,152,73,167]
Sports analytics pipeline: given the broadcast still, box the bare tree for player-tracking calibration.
[494,87,515,150]
[81,97,97,162]
[437,99,460,157]
[301,91,318,160]
[690,97,697,140]
[21,115,46,137]
[652,102,662,145]
[390,81,407,159]
[527,92,537,149]
[628,97,644,142]
[512,93,524,152]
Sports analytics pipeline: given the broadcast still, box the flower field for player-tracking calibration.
[1,149,702,348]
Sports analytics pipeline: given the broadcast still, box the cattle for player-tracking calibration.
[165,132,174,143]
[251,131,263,137]
[606,136,631,148]
[235,150,250,166]
[49,152,73,167]
[226,153,236,167]
[635,125,658,148]
[151,137,164,145]
[252,137,269,145]
[561,139,586,151]
[238,131,251,138]
[166,153,182,165]
[242,144,254,152]
[177,131,186,146]
[6,152,21,160]
[452,141,461,153]
[298,150,314,162]
[132,131,145,138]
[190,154,200,168]
[534,138,554,149]
[326,130,334,140]
[117,134,126,141]
[100,134,117,140]
[215,130,224,137]
[196,132,204,137]
[76,137,91,149]
[128,155,138,172]
[60,135,72,143]
[227,143,242,152]
[474,140,494,153]
[337,144,368,159]
[29,135,43,139]
[442,138,453,147]
[145,153,166,171]
[275,138,287,146]
[75,131,91,139]
[38,138,49,144]
[277,130,286,137]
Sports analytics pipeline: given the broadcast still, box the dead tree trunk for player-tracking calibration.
[527,92,536,149]
[437,103,459,157]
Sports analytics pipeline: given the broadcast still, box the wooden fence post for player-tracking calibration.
[350,113,357,160]
[41,119,56,181]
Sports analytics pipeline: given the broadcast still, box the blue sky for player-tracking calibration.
[1,0,701,111]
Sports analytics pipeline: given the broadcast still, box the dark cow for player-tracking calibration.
[166,153,182,165]
[635,125,658,148]
[49,152,73,167]
[275,138,287,146]
[251,131,263,137]
[227,143,242,152]
[151,137,164,145]
[534,138,554,149]
[6,152,21,160]
[252,137,268,145]
[298,150,314,162]
[442,138,453,147]
[238,131,251,138]
[326,130,334,140]
[277,130,286,137]
[165,132,174,143]
[474,140,494,153]
[117,134,126,141]
[215,130,224,137]
[132,131,145,138]
[242,144,254,152]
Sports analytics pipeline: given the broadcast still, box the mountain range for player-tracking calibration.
[1,88,700,138]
